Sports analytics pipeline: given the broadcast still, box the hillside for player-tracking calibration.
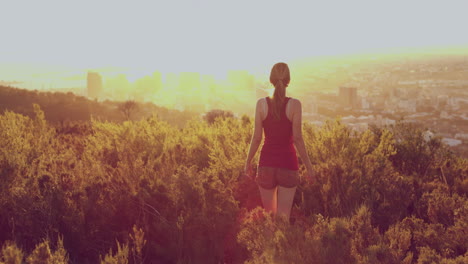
[0,105,466,263]
[0,85,196,127]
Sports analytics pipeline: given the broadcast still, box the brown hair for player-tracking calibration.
[269,62,290,120]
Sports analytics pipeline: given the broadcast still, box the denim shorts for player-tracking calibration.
[256,166,299,189]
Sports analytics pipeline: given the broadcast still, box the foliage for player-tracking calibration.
[100,241,129,264]
[25,237,68,264]
[118,101,139,121]
[0,237,70,264]
[0,105,466,263]
[0,85,196,127]
[1,241,23,264]
[203,109,235,124]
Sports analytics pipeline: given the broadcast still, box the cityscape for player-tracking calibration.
[1,51,467,157]
[2,51,467,156]
[80,52,468,157]
[299,53,468,157]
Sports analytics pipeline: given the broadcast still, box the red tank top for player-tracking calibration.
[259,97,299,170]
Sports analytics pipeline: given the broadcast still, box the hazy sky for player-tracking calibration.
[1,0,467,76]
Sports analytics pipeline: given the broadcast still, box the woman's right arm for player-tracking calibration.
[291,99,314,181]
[244,99,264,178]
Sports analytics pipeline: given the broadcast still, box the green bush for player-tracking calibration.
[0,106,466,263]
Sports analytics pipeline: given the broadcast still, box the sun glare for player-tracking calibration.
[1,1,467,114]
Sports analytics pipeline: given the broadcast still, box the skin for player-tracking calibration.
[245,96,314,220]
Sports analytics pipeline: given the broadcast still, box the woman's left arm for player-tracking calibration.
[244,99,264,178]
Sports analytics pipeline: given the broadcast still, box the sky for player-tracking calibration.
[1,0,468,78]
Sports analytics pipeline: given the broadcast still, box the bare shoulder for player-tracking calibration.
[256,97,266,106]
[255,98,268,119]
[289,98,302,109]
[255,97,267,111]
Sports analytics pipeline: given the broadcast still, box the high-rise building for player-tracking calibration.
[105,74,130,101]
[87,71,103,99]
[339,86,359,108]
[133,71,164,102]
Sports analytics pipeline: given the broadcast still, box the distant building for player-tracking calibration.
[339,86,359,108]
[423,130,435,142]
[442,138,462,147]
[361,96,371,109]
[87,71,103,99]
[105,74,130,101]
[130,72,163,102]
[303,95,318,114]
[398,100,417,113]
[455,133,468,140]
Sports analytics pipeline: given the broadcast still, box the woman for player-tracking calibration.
[245,62,314,220]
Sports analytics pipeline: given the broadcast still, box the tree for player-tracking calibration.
[118,100,138,121]
[203,109,234,124]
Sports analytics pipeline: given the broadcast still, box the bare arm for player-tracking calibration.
[244,99,264,177]
[291,99,314,177]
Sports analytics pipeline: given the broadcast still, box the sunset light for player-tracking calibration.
[1,1,468,263]
[1,1,467,115]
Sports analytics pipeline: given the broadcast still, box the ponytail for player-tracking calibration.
[271,79,286,120]
[269,63,290,120]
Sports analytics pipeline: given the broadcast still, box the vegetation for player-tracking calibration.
[0,85,196,127]
[0,101,466,263]
[118,101,139,121]
[203,109,235,124]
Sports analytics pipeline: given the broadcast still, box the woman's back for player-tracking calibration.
[259,97,298,170]
[262,97,293,145]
